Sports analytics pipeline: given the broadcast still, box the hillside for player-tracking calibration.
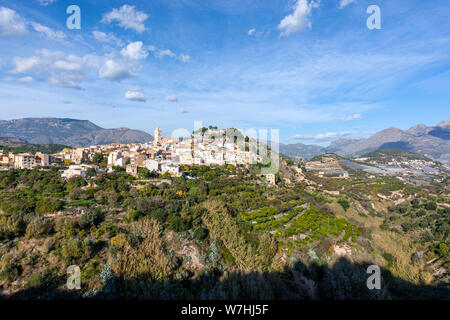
[0,160,448,300]
[279,142,324,160]
[360,149,434,164]
[0,118,153,147]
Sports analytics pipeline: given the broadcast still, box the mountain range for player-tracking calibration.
[0,118,153,147]
[280,120,450,163]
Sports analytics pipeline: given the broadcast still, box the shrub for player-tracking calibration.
[61,239,94,264]
[193,227,208,241]
[0,261,22,282]
[25,217,54,239]
[78,207,104,230]
[168,215,186,232]
[338,199,350,211]
[425,202,437,211]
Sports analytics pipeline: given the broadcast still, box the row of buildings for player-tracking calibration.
[0,150,55,170]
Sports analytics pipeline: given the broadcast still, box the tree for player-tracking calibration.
[338,199,350,211]
[425,202,437,211]
[138,167,152,179]
[92,153,104,164]
[112,166,125,173]
[78,207,104,230]
[86,167,96,177]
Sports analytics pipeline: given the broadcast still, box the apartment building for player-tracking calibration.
[14,153,36,169]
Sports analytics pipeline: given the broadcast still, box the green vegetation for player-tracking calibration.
[0,158,448,300]
[0,143,69,154]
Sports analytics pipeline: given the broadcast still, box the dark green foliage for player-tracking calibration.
[338,199,350,211]
[78,207,104,230]
[61,238,95,264]
[425,202,437,211]
[0,262,22,282]
[0,143,68,155]
[92,153,104,164]
[112,166,125,173]
[192,226,208,241]
[168,215,187,232]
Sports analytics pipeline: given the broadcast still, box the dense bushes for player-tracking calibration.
[61,238,96,264]
[25,217,54,238]
[78,208,104,230]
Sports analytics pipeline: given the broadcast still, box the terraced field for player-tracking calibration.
[238,201,362,253]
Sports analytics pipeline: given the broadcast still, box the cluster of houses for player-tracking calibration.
[0,149,58,170]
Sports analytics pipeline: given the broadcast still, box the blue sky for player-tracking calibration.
[0,0,449,144]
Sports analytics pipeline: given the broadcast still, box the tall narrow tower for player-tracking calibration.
[154,126,162,145]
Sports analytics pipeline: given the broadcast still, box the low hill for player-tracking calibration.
[360,148,433,164]
[0,137,69,154]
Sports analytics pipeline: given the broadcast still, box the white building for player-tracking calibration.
[61,165,102,179]
[14,153,36,169]
[108,151,122,166]
[161,163,181,175]
[145,159,160,172]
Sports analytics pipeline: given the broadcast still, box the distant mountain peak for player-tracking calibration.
[436,119,450,128]
[407,124,430,135]
[0,118,153,147]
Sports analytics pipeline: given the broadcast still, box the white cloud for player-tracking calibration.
[125,86,147,102]
[179,54,190,63]
[38,0,56,5]
[158,49,176,59]
[339,0,356,9]
[12,56,45,74]
[31,22,66,41]
[290,130,356,142]
[99,59,134,81]
[12,49,101,89]
[102,5,148,33]
[18,76,34,83]
[248,28,256,36]
[49,74,82,90]
[166,95,178,102]
[0,7,28,36]
[341,113,362,121]
[1,76,34,83]
[177,108,188,115]
[92,30,123,46]
[278,0,319,37]
[121,41,148,60]
[0,7,66,41]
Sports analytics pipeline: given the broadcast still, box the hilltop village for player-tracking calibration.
[0,127,266,180]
